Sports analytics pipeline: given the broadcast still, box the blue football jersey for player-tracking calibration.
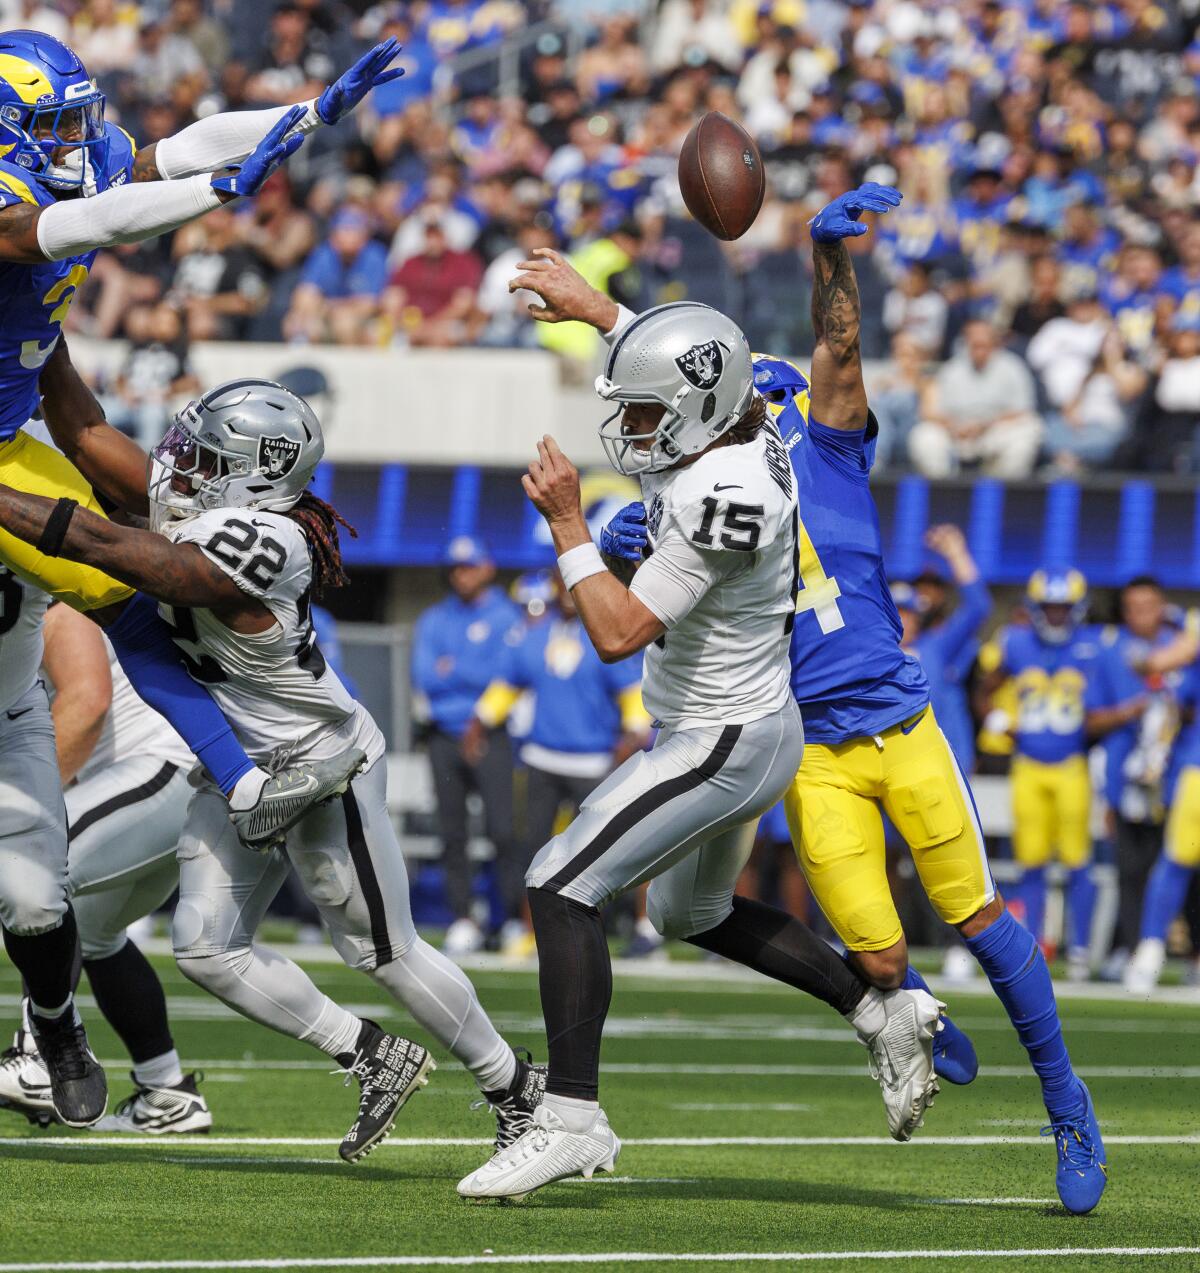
[752,356,930,744]
[0,122,135,441]
[995,623,1102,764]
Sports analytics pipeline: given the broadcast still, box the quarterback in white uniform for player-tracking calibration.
[458,301,941,1201]
[0,378,545,1162]
[0,603,211,1133]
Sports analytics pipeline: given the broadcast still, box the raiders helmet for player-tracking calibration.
[595,302,754,475]
[149,379,323,532]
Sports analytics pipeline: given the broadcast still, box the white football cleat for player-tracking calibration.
[857,986,942,1142]
[1124,938,1166,995]
[457,1102,620,1202]
[0,1024,54,1125]
[94,1073,213,1134]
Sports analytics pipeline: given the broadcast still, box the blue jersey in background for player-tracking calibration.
[995,624,1102,763]
[0,122,135,440]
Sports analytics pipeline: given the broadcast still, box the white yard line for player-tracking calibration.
[2,1247,1199,1271]
[1,1134,1196,1150]
[87,1059,1200,1080]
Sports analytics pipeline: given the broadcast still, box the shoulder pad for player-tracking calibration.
[0,160,47,208]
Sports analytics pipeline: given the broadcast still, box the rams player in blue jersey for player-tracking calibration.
[0,28,400,1125]
[979,571,1102,979]
[513,185,1107,1214]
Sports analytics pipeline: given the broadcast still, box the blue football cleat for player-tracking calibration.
[1043,1081,1107,1214]
[932,1012,978,1085]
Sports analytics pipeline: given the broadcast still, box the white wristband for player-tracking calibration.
[558,541,606,591]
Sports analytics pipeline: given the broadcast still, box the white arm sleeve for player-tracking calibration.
[602,304,638,344]
[630,530,736,628]
[36,174,222,261]
[153,102,321,180]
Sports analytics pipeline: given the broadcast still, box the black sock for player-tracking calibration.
[686,895,868,1016]
[82,939,174,1065]
[528,887,612,1102]
[4,908,79,1014]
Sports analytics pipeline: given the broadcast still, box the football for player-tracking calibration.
[678,111,766,241]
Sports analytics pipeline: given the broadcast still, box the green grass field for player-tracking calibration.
[1,950,1198,1273]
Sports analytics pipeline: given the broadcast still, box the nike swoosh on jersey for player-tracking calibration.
[713,483,743,492]
[6,706,34,720]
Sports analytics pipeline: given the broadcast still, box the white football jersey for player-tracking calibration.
[0,567,50,714]
[161,507,383,769]
[76,637,193,784]
[631,422,798,730]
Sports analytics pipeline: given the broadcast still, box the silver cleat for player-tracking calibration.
[231,748,367,848]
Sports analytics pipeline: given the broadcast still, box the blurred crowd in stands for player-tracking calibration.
[19,0,1200,473]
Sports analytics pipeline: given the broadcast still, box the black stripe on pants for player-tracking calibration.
[542,724,743,895]
[341,785,392,966]
[68,762,179,842]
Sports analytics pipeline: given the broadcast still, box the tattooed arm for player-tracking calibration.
[807,182,902,431]
[809,238,869,431]
[0,485,267,623]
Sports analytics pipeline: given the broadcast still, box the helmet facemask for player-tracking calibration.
[595,377,751,476]
[0,90,107,194]
[148,412,255,533]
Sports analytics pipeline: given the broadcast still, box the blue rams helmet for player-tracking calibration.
[0,31,107,194]
[1026,568,1088,645]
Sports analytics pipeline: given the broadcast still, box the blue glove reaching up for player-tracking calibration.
[317,38,406,125]
[808,182,902,243]
[600,502,649,562]
[212,105,307,198]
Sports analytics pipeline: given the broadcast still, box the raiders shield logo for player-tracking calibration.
[258,433,302,479]
[646,492,664,539]
[675,340,724,389]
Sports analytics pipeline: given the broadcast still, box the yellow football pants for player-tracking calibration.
[784,706,994,951]
[1010,754,1091,869]
[1165,766,1200,868]
[0,431,133,611]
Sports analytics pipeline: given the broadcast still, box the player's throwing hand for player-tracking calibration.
[509,248,617,328]
[523,436,583,526]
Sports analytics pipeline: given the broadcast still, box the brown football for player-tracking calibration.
[678,112,766,241]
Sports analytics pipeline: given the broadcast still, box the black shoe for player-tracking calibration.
[336,1021,434,1163]
[475,1048,548,1152]
[28,1009,107,1128]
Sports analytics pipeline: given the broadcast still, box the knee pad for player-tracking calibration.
[644,881,675,939]
[79,931,127,962]
[291,848,354,908]
[0,886,67,937]
[645,880,730,941]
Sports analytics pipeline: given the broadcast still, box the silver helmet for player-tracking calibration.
[595,302,754,475]
[149,379,323,533]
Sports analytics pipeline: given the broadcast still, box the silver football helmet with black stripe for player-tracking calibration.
[595,302,754,475]
[148,379,323,532]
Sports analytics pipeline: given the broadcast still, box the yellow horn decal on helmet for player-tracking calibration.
[0,54,54,106]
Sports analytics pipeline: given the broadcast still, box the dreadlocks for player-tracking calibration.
[286,491,357,596]
[721,394,767,447]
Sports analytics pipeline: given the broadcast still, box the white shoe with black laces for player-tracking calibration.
[0,1025,54,1126]
[473,1049,547,1152]
[335,1022,435,1162]
[95,1073,213,1134]
[856,986,942,1142]
[457,1103,621,1202]
[231,749,367,849]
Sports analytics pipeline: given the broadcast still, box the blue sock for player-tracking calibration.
[1019,866,1047,941]
[1065,866,1097,953]
[105,591,255,796]
[1140,857,1194,943]
[965,909,1080,1121]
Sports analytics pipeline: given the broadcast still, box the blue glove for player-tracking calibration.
[808,182,902,244]
[317,38,406,126]
[211,105,307,198]
[600,502,648,562]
